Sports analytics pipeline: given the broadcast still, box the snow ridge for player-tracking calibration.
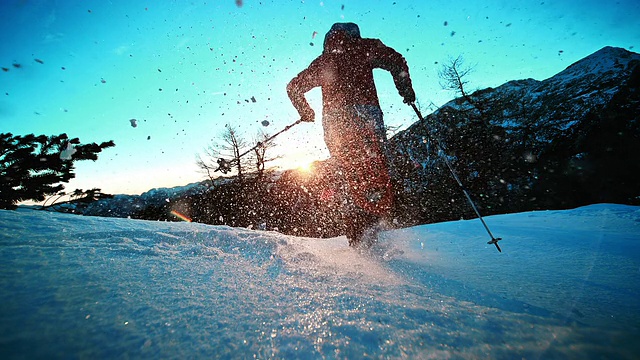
[1,204,639,358]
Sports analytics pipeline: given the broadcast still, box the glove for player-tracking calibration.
[402,88,416,105]
[300,106,315,122]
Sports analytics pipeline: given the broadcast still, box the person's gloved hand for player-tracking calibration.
[300,107,315,122]
[402,88,416,104]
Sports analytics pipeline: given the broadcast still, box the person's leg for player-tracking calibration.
[345,207,381,248]
[323,106,389,247]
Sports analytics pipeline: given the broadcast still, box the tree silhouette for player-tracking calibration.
[41,188,114,212]
[251,128,280,177]
[0,133,115,210]
[196,124,249,181]
[438,55,484,113]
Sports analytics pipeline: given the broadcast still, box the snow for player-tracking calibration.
[555,46,638,82]
[1,204,639,359]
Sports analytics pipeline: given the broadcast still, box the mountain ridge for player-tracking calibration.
[423,46,640,130]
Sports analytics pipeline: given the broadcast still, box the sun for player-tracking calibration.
[274,152,323,176]
[296,161,314,173]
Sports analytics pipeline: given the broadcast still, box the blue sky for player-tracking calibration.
[1,0,639,195]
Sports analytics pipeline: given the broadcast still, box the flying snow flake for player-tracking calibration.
[130,119,138,128]
[261,120,270,127]
[251,96,256,103]
[235,0,243,7]
[59,143,77,160]
[524,152,537,163]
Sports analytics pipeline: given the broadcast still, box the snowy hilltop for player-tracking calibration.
[1,203,639,358]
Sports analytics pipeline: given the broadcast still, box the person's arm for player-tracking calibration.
[287,58,322,122]
[369,39,416,104]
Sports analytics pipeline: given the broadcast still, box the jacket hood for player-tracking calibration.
[323,23,361,53]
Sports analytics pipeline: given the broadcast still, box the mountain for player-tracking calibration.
[492,46,637,131]
[391,46,640,224]
[436,46,638,126]
[397,46,640,150]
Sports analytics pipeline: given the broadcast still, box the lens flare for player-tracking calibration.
[170,210,192,222]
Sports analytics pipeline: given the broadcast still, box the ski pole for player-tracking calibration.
[216,119,303,173]
[409,102,503,252]
[238,119,302,159]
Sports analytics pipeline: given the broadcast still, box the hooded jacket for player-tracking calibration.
[287,23,415,120]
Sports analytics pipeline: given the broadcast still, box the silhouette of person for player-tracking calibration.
[287,22,416,247]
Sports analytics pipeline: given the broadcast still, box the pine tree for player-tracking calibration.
[0,133,115,210]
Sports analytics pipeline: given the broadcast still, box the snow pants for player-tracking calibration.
[322,105,394,244]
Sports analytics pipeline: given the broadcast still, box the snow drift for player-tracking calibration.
[1,204,639,359]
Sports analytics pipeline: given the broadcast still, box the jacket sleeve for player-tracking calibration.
[368,39,415,103]
[287,57,323,121]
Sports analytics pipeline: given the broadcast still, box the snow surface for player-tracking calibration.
[1,204,639,359]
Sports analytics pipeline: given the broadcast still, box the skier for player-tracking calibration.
[287,22,416,247]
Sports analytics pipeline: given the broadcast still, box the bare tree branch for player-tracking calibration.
[196,124,249,179]
[251,129,282,177]
[438,55,484,113]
